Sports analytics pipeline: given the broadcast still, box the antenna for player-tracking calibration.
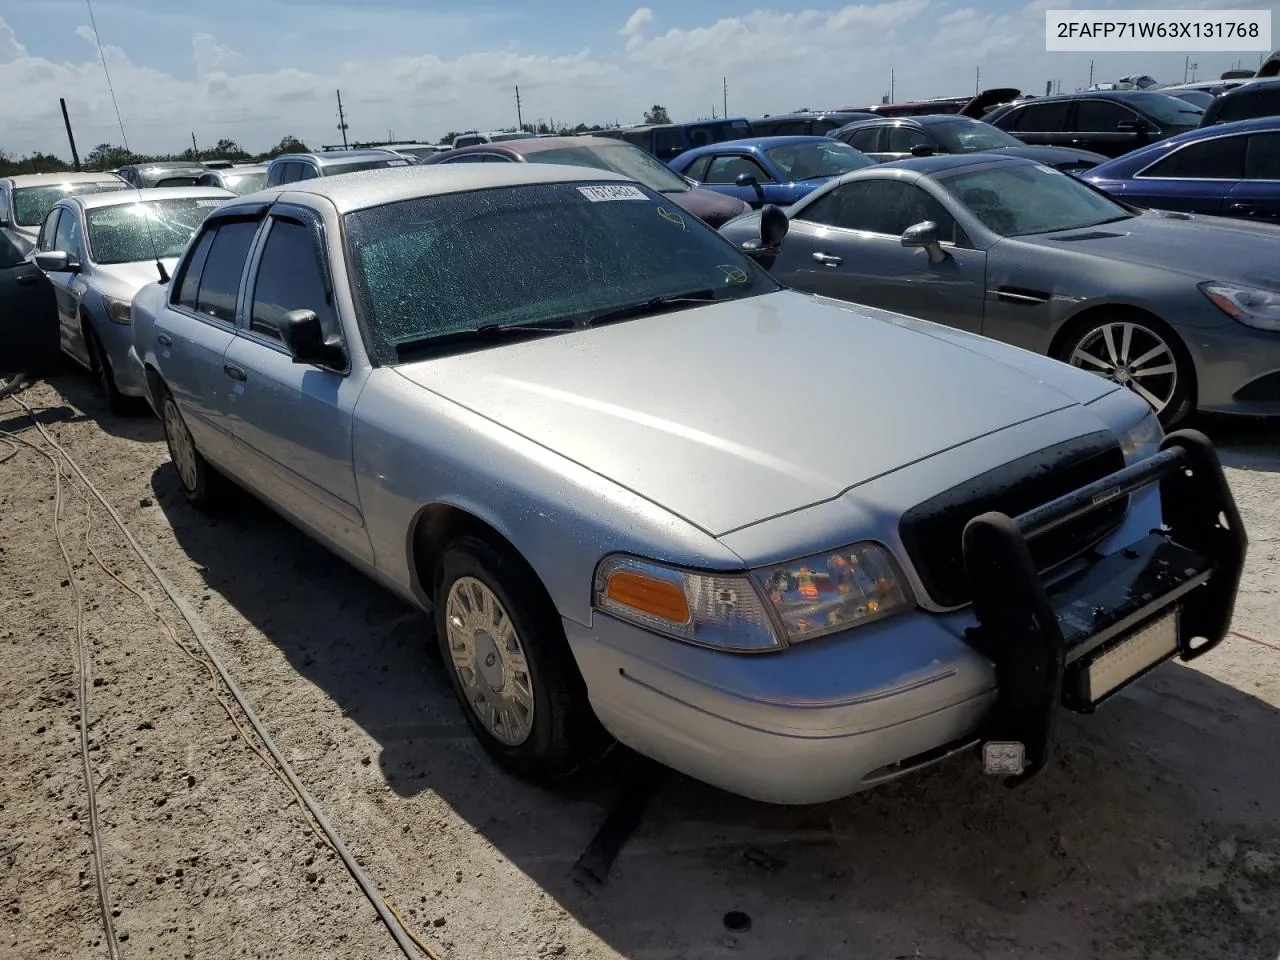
[84,0,130,154]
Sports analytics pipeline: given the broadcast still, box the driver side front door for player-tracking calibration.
[774,178,988,334]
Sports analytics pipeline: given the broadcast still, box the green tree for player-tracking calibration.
[644,104,672,124]
[265,134,309,158]
[211,137,249,160]
[86,143,132,170]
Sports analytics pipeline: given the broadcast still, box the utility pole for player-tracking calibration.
[191,131,198,160]
[723,76,728,119]
[515,85,524,132]
[1184,55,1190,83]
[976,65,981,95]
[336,89,349,149]
[1089,59,1095,87]
[890,65,895,103]
[60,98,81,171]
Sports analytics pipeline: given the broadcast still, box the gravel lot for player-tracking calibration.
[2,375,1278,960]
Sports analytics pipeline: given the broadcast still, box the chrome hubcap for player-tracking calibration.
[444,577,534,746]
[163,399,199,493]
[1069,321,1178,414]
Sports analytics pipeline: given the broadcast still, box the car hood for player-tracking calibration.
[982,144,1109,166]
[1014,210,1280,287]
[93,259,181,297]
[663,186,751,227]
[393,291,1109,536]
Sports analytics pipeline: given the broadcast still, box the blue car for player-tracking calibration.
[1084,116,1280,222]
[667,136,875,208]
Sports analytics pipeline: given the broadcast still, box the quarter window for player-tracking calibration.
[1142,136,1246,179]
[249,219,336,342]
[189,220,259,324]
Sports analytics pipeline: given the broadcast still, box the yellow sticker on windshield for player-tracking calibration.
[657,206,686,230]
[717,265,749,284]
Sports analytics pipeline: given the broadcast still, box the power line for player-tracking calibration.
[84,0,130,152]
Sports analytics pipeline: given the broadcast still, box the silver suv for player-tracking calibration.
[265,150,408,187]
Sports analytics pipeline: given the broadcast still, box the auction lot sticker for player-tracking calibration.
[1046,9,1271,51]
[578,185,648,202]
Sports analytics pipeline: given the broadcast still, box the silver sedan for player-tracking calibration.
[131,164,1243,804]
[32,187,233,411]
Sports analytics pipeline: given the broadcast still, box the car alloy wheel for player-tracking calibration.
[1067,320,1179,416]
[443,575,536,746]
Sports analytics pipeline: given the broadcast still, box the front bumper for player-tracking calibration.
[96,319,145,397]
[569,431,1244,803]
[1184,321,1280,416]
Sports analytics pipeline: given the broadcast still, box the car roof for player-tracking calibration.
[879,153,1020,174]
[213,164,268,174]
[121,162,206,172]
[66,186,236,210]
[275,150,397,165]
[3,171,125,187]
[840,114,976,129]
[443,135,628,159]
[1218,76,1280,95]
[679,135,844,159]
[242,162,633,215]
[1143,113,1280,144]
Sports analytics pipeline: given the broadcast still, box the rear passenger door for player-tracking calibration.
[152,214,263,468]
[1127,133,1246,214]
[1225,132,1280,222]
[221,208,372,563]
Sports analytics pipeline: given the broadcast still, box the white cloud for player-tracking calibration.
[0,18,25,64]
[192,32,248,76]
[621,7,654,37]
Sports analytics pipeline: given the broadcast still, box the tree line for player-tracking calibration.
[0,104,675,175]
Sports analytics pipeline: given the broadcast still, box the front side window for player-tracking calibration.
[249,219,336,341]
[1142,136,1246,179]
[343,181,779,362]
[1072,100,1138,132]
[941,163,1132,236]
[12,181,127,227]
[85,197,225,265]
[175,230,215,310]
[704,155,772,184]
[763,141,874,180]
[1124,92,1205,126]
[189,220,260,323]
[798,180,960,240]
[37,209,61,251]
[221,171,267,195]
[885,126,933,154]
[52,207,83,259]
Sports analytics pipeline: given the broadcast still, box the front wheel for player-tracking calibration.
[434,535,606,783]
[1058,314,1194,426]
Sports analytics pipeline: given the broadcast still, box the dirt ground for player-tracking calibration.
[2,374,1278,960]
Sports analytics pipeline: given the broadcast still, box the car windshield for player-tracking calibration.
[1125,92,1205,125]
[221,171,267,195]
[324,158,406,176]
[488,132,538,142]
[154,176,202,188]
[400,147,441,160]
[928,120,1024,152]
[85,197,222,264]
[764,141,874,180]
[941,163,1132,237]
[12,181,127,226]
[1167,90,1216,109]
[524,143,691,192]
[344,180,778,361]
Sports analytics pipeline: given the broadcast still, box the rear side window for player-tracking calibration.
[1245,132,1280,178]
[1143,136,1246,179]
[189,220,259,324]
[1072,100,1137,131]
[1215,88,1280,124]
[175,230,215,310]
[249,219,335,341]
[1005,101,1070,131]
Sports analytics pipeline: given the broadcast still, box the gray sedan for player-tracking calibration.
[721,154,1280,423]
[131,164,1243,804]
[32,187,234,411]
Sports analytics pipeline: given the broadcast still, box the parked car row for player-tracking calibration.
[114,162,1247,805]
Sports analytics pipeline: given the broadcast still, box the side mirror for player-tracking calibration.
[34,250,80,273]
[910,143,935,157]
[735,172,766,205]
[276,309,346,369]
[740,203,789,265]
[902,220,947,263]
[1116,119,1152,136]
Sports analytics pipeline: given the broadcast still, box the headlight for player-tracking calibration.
[1200,281,1280,332]
[102,295,132,324]
[1118,406,1163,463]
[593,542,912,652]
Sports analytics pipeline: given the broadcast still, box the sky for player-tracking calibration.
[1,0,1276,157]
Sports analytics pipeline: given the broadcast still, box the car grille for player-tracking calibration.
[898,431,1127,608]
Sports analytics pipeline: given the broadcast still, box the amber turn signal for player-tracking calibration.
[605,570,691,624]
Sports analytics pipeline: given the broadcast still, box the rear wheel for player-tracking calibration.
[1057,313,1194,426]
[158,385,228,510]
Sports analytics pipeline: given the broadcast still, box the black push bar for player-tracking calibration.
[961,429,1247,786]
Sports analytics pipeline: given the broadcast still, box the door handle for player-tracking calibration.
[1227,203,1257,214]
[223,363,247,382]
[15,272,38,286]
[156,333,172,347]
[811,252,843,266]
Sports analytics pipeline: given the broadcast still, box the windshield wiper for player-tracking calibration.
[394,319,576,356]
[582,289,719,328]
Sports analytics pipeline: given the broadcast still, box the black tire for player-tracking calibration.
[84,324,132,416]
[434,535,607,783]
[1055,311,1195,427]
[0,373,28,400]
[156,384,229,510]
